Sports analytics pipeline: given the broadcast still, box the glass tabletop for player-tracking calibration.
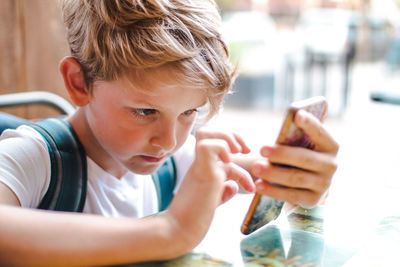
[119,192,400,267]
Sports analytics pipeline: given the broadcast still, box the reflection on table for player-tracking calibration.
[118,197,400,267]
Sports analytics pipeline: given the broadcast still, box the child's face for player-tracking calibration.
[85,68,207,175]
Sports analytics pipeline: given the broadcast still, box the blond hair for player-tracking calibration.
[60,0,236,118]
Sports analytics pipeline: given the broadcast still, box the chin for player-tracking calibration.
[127,162,163,175]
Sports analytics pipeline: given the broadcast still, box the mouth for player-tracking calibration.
[140,155,165,163]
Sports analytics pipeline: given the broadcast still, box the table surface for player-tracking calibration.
[121,192,400,267]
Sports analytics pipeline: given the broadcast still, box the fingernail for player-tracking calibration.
[260,146,271,157]
[242,146,251,154]
[256,182,267,191]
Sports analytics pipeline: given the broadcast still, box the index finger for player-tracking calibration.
[294,109,339,154]
[195,129,251,154]
[223,162,255,193]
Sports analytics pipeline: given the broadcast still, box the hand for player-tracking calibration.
[194,128,255,202]
[251,109,339,209]
[166,129,255,250]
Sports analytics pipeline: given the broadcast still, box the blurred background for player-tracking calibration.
[215,0,400,114]
[1,0,400,116]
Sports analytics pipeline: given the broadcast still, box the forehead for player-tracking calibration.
[123,65,204,94]
[100,66,208,109]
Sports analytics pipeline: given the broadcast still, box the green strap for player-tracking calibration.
[151,158,176,211]
[0,113,176,213]
[33,118,176,213]
[31,118,87,212]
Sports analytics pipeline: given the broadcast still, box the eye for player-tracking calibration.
[132,108,157,117]
[182,109,198,116]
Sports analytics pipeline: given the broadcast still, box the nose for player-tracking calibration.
[150,119,177,151]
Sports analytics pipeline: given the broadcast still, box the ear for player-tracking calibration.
[59,56,90,107]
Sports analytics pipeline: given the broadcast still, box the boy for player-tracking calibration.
[0,0,338,266]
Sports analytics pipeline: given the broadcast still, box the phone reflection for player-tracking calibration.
[240,224,324,266]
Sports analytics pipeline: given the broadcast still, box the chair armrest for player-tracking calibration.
[0,91,75,115]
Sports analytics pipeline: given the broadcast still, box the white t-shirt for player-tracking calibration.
[0,125,195,218]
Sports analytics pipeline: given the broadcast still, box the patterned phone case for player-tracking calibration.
[241,96,327,235]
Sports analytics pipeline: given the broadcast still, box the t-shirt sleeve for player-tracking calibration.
[172,134,196,193]
[0,125,51,208]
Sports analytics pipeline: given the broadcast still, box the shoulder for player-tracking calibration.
[0,125,51,207]
[0,125,49,157]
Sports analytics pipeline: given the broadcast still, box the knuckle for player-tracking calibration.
[195,139,210,152]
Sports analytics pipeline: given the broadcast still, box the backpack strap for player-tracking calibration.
[0,112,176,213]
[29,117,175,212]
[151,157,176,211]
[30,118,87,212]
[0,112,31,131]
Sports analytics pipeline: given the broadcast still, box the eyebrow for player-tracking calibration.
[125,99,207,112]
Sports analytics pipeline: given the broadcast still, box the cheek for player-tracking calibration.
[97,124,151,159]
[88,106,147,156]
[175,119,195,148]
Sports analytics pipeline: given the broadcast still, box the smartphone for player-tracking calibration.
[240,96,328,235]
